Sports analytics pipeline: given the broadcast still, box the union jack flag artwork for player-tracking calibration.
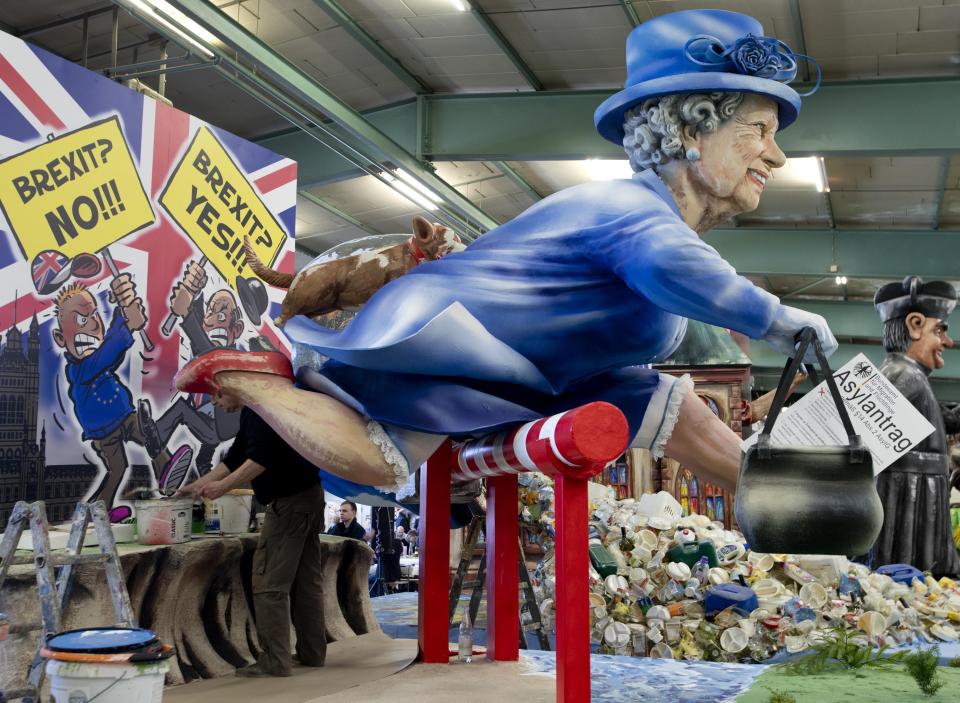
[31,249,69,294]
[0,27,297,511]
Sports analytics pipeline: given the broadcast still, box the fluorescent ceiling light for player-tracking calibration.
[785,156,828,193]
[584,159,633,181]
[450,0,468,10]
[128,0,215,58]
[394,168,443,204]
[383,172,438,211]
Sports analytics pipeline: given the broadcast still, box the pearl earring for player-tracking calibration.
[685,147,700,162]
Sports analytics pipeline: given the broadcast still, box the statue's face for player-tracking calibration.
[907,312,953,370]
[687,94,786,216]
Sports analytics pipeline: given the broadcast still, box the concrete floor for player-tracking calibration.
[164,637,556,703]
[306,659,556,703]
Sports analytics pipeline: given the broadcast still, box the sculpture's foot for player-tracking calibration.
[174,350,294,396]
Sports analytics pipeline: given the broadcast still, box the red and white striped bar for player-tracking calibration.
[418,401,629,703]
[451,401,630,481]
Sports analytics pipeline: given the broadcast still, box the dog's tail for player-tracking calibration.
[244,236,294,288]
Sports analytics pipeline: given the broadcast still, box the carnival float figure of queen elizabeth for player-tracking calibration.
[175,9,839,504]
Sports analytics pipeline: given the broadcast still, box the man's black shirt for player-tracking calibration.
[327,520,367,541]
[223,407,321,505]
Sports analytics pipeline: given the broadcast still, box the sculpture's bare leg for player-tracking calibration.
[217,371,398,486]
[663,389,741,492]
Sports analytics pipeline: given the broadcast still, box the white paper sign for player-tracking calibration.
[742,354,935,473]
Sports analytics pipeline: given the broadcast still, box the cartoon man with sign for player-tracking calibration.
[139,260,247,479]
[53,277,192,520]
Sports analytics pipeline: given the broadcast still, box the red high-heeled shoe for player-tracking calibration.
[174,349,294,396]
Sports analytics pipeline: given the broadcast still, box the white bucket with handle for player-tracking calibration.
[212,489,254,534]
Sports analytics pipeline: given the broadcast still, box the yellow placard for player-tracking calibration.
[0,116,155,262]
[159,126,287,287]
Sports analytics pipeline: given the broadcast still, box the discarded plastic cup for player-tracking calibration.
[799,582,828,609]
[858,611,887,637]
[649,642,674,659]
[604,621,631,647]
[636,529,659,550]
[666,561,691,582]
[748,552,775,572]
[720,627,748,653]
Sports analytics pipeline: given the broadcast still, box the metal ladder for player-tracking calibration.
[0,500,135,703]
[448,516,551,651]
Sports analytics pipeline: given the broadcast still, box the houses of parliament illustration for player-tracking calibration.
[0,315,97,525]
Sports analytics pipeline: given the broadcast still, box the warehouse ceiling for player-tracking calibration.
[4,0,960,393]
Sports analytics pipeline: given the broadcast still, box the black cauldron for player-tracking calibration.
[735,329,883,556]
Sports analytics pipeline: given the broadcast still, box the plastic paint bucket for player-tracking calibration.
[134,498,192,545]
[44,628,172,703]
[211,490,254,534]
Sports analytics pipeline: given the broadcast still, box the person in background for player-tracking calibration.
[180,402,326,677]
[327,500,367,541]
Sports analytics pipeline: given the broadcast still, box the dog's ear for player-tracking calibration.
[412,215,433,242]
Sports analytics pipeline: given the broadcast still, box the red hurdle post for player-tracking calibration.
[418,402,629,703]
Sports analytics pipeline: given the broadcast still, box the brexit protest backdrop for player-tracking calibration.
[0,29,296,522]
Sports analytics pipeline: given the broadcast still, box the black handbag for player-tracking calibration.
[735,327,883,555]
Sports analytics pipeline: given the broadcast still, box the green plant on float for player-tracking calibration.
[766,690,797,703]
[903,646,944,697]
[779,626,905,675]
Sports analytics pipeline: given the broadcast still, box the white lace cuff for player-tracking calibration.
[631,373,694,459]
[367,421,412,494]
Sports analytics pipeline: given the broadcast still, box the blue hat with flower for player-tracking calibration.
[594,9,818,145]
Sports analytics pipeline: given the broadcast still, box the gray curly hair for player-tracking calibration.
[623,92,745,172]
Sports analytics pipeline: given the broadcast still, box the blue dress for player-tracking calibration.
[284,169,780,503]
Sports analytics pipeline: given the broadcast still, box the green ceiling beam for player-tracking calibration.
[619,0,643,27]
[464,0,543,91]
[312,0,431,95]
[494,160,542,202]
[257,78,960,186]
[748,343,960,399]
[707,228,960,281]
[786,300,880,340]
[298,189,381,237]
[146,0,498,236]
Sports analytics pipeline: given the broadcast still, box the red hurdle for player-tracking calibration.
[417,401,630,703]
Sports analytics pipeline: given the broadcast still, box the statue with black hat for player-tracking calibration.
[868,276,960,576]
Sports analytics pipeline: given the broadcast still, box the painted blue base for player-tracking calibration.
[371,592,960,701]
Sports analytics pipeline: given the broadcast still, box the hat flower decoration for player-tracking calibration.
[594,10,822,145]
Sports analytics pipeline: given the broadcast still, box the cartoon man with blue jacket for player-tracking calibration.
[53,276,191,521]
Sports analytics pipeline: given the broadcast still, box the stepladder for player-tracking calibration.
[0,500,135,703]
[448,515,551,651]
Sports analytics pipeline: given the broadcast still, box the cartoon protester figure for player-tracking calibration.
[139,260,246,480]
[53,277,193,521]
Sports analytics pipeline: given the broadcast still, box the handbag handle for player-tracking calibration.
[757,327,864,461]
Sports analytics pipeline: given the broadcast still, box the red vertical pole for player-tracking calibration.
[418,440,452,663]
[554,474,591,703]
[485,473,519,661]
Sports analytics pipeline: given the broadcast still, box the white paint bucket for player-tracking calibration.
[134,498,192,545]
[47,658,168,702]
[212,490,254,534]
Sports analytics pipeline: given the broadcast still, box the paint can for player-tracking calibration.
[44,628,173,703]
[134,498,192,545]
[213,489,255,534]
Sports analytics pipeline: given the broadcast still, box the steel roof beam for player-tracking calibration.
[464,0,543,91]
[706,228,960,281]
[112,0,498,237]
[298,189,382,238]
[312,0,432,95]
[257,78,960,185]
[619,0,643,27]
